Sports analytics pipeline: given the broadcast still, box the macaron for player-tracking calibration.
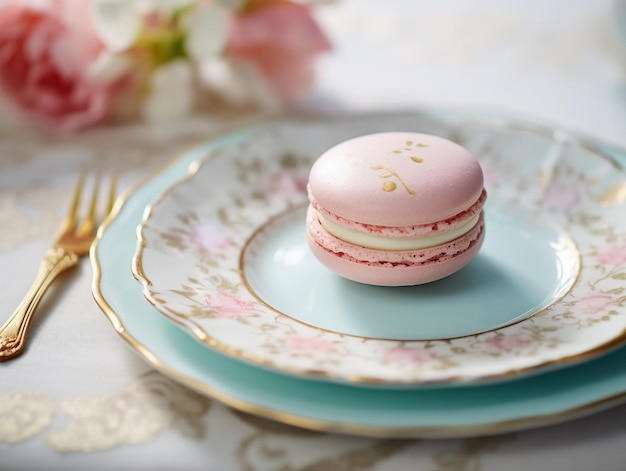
[306,132,486,286]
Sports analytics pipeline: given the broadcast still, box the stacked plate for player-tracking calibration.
[91,110,626,438]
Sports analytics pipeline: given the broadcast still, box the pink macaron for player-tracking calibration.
[306,132,486,286]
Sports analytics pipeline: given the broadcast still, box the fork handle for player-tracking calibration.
[0,247,79,361]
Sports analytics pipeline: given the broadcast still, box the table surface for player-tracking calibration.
[1,1,626,470]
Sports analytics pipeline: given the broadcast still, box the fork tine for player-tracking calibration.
[60,173,85,234]
[88,174,100,223]
[77,174,100,236]
[106,174,118,216]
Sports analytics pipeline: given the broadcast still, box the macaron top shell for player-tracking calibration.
[308,132,484,227]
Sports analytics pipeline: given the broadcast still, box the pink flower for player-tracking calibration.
[191,222,231,251]
[204,292,255,318]
[285,334,334,353]
[571,294,613,316]
[261,171,307,200]
[596,244,626,266]
[484,333,535,352]
[385,346,432,364]
[544,184,581,211]
[0,0,120,132]
[227,1,331,103]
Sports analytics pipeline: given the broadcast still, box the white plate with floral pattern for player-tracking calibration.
[133,111,626,387]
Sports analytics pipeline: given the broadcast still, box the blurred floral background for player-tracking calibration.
[0,0,331,132]
[1,0,625,143]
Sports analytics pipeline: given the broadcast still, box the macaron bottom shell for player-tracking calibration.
[306,208,485,286]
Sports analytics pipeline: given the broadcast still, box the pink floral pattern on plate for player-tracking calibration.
[192,222,231,251]
[261,171,308,200]
[544,184,582,211]
[285,335,334,353]
[596,243,626,265]
[203,292,255,318]
[484,334,536,353]
[385,346,432,364]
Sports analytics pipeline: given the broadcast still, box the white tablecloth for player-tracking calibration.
[1,1,625,470]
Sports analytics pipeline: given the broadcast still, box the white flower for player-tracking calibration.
[141,59,195,123]
[90,0,244,123]
[199,58,282,112]
[184,2,229,62]
[92,0,141,52]
[92,0,229,58]
[135,0,195,15]
[87,50,133,84]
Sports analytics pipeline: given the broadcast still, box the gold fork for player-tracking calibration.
[0,174,117,361]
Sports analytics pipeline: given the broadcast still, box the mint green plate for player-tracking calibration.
[92,111,626,437]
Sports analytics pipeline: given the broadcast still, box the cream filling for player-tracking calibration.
[318,212,481,251]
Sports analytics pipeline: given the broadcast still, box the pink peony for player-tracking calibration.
[204,292,255,318]
[285,334,334,353]
[484,333,535,352]
[596,244,626,266]
[227,1,331,103]
[385,346,432,364]
[0,0,118,132]
[571,294,613,317]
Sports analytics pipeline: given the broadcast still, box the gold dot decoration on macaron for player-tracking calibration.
[369,141,429,194]
[382,181,397,192]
